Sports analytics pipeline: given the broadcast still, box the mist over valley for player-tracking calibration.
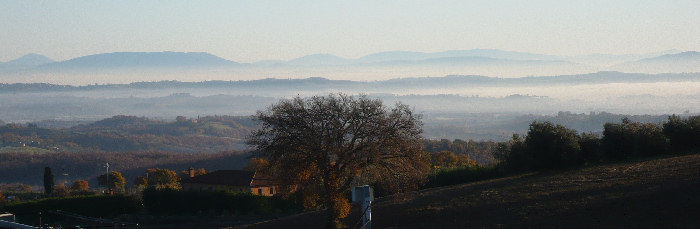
[2,69,698,141]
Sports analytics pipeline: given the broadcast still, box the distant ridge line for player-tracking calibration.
[2,71,700,92]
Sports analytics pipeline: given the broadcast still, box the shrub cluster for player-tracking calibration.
[663,115,700,153]
[495,115,700,173]
[602,118,666,160]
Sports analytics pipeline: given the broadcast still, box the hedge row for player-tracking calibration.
[424,165,503,188]
[141,188,301,215]
[1,194,140,217]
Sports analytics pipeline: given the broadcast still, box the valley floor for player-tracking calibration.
[237,154,700,228]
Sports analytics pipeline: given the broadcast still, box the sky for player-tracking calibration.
[1,0,699,63]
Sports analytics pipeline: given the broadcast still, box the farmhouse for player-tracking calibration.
[180,169,277,196]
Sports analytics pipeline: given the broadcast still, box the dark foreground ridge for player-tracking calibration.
[236,154,700,228]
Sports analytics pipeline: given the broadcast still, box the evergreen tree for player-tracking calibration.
[43,167,54,195]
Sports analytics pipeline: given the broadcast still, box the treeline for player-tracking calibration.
[424,115,699,188]
[496,115,700,172]
[423,111,682,141]
[0,151,249,186]
[0,115,256,153]
[423,139,497,165]
[519,111,675,133]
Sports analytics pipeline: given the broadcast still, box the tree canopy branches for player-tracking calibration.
[248,94,429,227]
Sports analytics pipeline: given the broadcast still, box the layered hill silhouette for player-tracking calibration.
[358,49,562,63]
[262,49,574,67]
[4,71,699,93]
[4,49,695,70]
[0,53,55,70]
[611,51,700,73]
[1,49,698,83]
[286,53,352,66]
[38,51,240,69]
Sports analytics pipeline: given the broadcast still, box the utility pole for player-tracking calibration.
[104,163,110,193]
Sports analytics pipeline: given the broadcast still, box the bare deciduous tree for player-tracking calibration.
[248,94,429,228]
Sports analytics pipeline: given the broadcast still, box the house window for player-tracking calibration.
[258,188,262,195]
[270,187,274,195]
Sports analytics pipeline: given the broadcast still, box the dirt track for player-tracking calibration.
[237,154,700,229]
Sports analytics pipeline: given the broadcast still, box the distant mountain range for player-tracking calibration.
[362,49,563,63]
[39,51,240,69]
[638,51,700,62]
[1,49,698,83]
[610,51,700,73]
[3,49,694,69]
[286,53,352,66]
[0,53,55,69]
[269,49,567,67]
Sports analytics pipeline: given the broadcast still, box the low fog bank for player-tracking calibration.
[0,64,600,85]
[2,90,697,122]
[1,93,697,141]
[2,72,698,140]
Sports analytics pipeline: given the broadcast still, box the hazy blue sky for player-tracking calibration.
[2,0,699,62]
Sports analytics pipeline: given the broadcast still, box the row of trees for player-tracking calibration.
[428,150,476,169]
[4,166,208,204]
[39,166,196,197]
[423,139,498,165]
[495,115,700,172]
[41,167,90,196]
[0,151,247,185]
[99,168,198,193]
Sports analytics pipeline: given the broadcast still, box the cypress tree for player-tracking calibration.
[44,167,54,195]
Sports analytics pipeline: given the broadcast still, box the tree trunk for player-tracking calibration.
[325,196,343,229]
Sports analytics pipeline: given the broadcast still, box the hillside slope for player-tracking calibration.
[238,154,700,228]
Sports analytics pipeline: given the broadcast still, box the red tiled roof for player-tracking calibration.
[181,170,255,186]
[250,177,274,187]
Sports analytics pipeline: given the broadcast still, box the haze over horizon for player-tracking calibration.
[1,0,699,123]
[2,0,699,63]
